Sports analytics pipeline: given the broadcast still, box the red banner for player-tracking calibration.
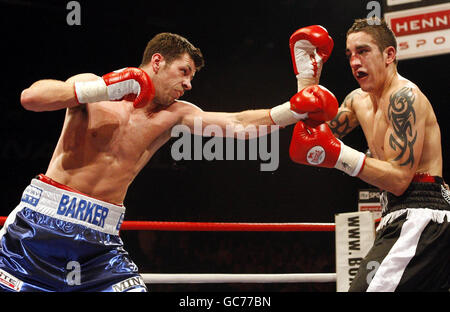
[390,9,450,36]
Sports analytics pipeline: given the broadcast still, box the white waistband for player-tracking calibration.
[377,207,450,231]
[18,179,125,235]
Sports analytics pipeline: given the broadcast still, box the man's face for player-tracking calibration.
[152,53,196,106]
[346,31,387,93]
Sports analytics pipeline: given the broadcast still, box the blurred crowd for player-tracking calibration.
[125,230,336,292]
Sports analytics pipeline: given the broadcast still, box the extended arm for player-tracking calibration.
[180,107,276,138]
[179,85,339,139]
[177,25,336,137]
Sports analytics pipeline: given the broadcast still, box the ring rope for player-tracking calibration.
[0,217,335,231]
[0,217,380,231]
[0,216,380,285]
[0,216,342,284]
[141,273,336,284]
[121,221,336,231]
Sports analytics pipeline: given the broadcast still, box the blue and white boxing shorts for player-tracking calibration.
[0,175,147,292]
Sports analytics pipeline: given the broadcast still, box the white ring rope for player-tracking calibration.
[141,273,336,284]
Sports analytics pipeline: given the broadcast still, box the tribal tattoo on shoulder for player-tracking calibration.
[388,87,417,168]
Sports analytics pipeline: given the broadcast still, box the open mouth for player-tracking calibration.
[355,71,368,79]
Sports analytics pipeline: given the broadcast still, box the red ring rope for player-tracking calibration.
[121,221,335,231]
[0,216,334,231]
[0,216,379,231]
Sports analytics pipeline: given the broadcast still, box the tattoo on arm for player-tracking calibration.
[388,87,417,168]
[328,90,361,138]
[329,111,353,138]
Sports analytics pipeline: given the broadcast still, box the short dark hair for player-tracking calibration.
[140,33,205,70]
[347,17,398,64]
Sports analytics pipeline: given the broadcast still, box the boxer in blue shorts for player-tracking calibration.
[1,30,337,291]
[0,175,146,292]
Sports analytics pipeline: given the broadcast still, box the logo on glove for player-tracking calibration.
[306,146,325,165]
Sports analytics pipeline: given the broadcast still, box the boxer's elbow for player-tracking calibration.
[20,88,40,111]
[390,185,408,197]
[20,87,61,112]
[20,79,79,112]
[388,174,412,196]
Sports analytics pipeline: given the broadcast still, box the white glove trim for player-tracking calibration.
[294,39,315,79]
[74,79,109,104]
[335,140,366,176]
[269,102,308,127]
[106,80,140,100]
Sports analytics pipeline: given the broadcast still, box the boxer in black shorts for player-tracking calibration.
[349,174,450,291]
[289,17,449,291]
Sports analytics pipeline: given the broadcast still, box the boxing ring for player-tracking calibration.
[0,216,336,284]
[0,216,376,286]
[121,220,337,284]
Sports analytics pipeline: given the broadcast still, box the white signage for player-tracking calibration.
[335,211,375,292]
[385,3,450,59]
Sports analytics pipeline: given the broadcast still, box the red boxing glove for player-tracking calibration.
[290,85,338,123]
[289,122,366,176]
[102,67,155,108]
[289,25,334,90]
[75,67,155,108]
[269,85,338,127]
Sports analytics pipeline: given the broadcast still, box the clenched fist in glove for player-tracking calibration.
[270,85,338,127]
[74,67,155,108]
[289,122,366,177]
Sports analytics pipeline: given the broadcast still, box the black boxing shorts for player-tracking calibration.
[349,173,450,292]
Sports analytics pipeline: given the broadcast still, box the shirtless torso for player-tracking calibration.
[330,75,442,175]
[327,30,444,195]
[45,97,197,204]
[22,53,275,204]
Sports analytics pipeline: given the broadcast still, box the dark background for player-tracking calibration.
[0,0,448,292]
